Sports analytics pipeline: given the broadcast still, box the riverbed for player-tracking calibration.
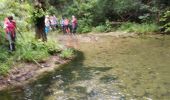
[0,34,170,100]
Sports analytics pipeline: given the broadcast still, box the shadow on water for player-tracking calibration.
[0,50,113,100]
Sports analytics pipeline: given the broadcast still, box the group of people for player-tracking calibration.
[45,15,78,35]
[44,15,58,34]
[2,15,78,52]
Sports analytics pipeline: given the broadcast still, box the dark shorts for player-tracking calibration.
[72,25,77,34]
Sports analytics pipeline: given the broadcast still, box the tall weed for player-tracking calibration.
[118,22,159,34]
[60,48,74,59]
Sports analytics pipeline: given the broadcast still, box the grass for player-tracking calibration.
[92,25,106,33]
[117,22,159,34]
[0,32,73,76]
[14,33,61,62]
[60,48,74,59]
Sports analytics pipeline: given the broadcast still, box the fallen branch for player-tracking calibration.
[32,59,44,68]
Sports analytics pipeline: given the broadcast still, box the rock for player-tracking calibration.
[42,64,50,67]
[0,76,4,80]
[55,61,61,64]
[12,70,20,75]
[10,75,16,80]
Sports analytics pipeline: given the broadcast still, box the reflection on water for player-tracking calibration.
[0,35,170,100]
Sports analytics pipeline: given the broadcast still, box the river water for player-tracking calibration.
[0,35,170,100]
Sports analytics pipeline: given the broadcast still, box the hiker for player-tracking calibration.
[4,16,16,51]
[64,17,70,34]
[60,16,65,34]
[71,15,78,34]
[50,15,58,31]
[45,15,51,35]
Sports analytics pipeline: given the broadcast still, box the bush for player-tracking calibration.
[92,25,106,33]
[105,20,112,32]
[77,25,92,33]
[0,63,10,76]
[0,50,9,62]
[18,47,49,62]
[0,1,33,32]
[0,32,62,75]
[160,10,170,33]
[77,18,92,33]
[44,40,61,54]
[92,21,112,33]
[60,48,74,59]
[118,22,159,34]
[0,52,12,76]
[0,47,12,76]
[15,33,61,62]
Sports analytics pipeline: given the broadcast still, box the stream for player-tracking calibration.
[0,34,170,100]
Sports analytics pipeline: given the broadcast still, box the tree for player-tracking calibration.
[34,0,47,41]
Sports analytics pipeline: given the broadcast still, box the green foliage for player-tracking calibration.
[138,13,151,22]
[77,18,92,33]
[160,10,170,33]
[0,32,62,75]
[48,0,169,33]
[92,25,106,33]
[78,26,92,33]
[60,0,96,33]
[0,63,10,76]
[118,22,159,34]
[44,40,61,54]
[0,50,9,62]
[0,0,33,32]
[16,40,49,62]
[60,48,74,59]
[20,49,49,62]
[92,20,112,33]
[0,49,12,76]
[47,6,58,15]
[15,33,61,62]
[30,8,46,23]
[105,20,112,32]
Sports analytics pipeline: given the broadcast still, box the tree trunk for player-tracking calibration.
[34,0,47,41]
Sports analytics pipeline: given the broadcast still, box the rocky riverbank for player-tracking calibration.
[0,55,71,91]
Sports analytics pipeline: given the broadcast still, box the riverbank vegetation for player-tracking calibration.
[0,32,75,76]
[0,0,75,76]
[47,0,169,34]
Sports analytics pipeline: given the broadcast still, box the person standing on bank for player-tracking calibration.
[4,16,16,51]
[64,17,70,34]
[60,16,65,34]
[45,15,51,35]
[71,15,78,34]
[50,15,57,31]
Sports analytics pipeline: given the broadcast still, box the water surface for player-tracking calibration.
[0,35,170,100]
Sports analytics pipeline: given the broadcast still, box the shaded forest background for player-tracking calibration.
[47,0,170,33]
[0,0,169,34]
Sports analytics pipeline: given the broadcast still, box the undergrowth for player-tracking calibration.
[0,32,73,76]
[60,48,74,59]
[117,22,159,34]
